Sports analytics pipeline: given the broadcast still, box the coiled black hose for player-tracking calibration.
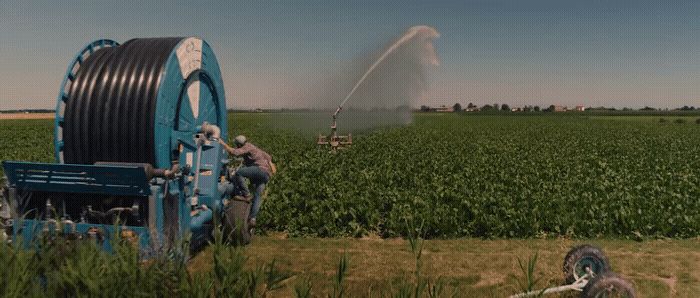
[63,38,184,165]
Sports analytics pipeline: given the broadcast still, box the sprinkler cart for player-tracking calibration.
[510,245,636,298]
[317,106,352,151]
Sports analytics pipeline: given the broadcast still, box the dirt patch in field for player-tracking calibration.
[0,113,54,120]
[189,237,699,297]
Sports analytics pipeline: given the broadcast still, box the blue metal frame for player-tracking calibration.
[54,39,119,163]
[3,161,151,196]
[154,37,227,169]
[6,37,234,256]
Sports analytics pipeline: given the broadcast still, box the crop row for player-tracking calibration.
[243,114,700,238]
[1,114,698,238]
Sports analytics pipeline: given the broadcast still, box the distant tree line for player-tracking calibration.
[416,104,697,113]
[0,109,55,114]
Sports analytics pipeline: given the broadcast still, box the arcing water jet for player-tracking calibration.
[339,25,440,109]
[317,25,440,150]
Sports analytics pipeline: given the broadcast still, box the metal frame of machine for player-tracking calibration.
[1,37,250,255]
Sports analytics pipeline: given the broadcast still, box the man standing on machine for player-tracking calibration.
[219,135,275,227]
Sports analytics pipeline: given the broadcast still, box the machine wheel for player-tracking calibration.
[224,196,251,246]
[563,245,611,284]
[582,272,636,298]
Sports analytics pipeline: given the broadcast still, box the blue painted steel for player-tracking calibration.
[3,161,151,196]
[172,139,227,239]
[54,39,119,163]
[11,37,232,255]
[154,38,227,170]
[194,141,225,208]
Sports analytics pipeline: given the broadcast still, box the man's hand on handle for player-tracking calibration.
[219,139,233,154]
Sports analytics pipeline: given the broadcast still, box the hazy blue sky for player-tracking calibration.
[1,0,698,110]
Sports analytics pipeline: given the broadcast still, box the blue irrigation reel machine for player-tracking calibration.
[0,37,251,254]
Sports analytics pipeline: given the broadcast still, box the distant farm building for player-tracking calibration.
[553,105,567,112]
[435,105,454,112]
[575,105,585,112]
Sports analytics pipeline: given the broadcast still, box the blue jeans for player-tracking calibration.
[234,166,269,219]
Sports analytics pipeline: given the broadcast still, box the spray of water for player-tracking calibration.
[272,25,440,134]
[339,25,440,109]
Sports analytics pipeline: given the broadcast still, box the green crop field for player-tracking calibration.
[233,113,700,239]
[1,113,700,297]
[2,113,700,239]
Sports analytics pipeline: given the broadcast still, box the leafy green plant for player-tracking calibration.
[2,114,700,239]
[405,217,427,297]
[329,253,349,298]
[294,276,313,298]
[0,222,298,297]
[398,217,458,297]
[0,241,36,296]
[263,259,293,295]
[513,252,547,297]
[426,278,446,298]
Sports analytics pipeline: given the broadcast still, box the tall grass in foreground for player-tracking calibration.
[389,218,451,298]
[2,220,554,297]
[1,222,476,297]
[0,226,294,298]
[511,252,548,297]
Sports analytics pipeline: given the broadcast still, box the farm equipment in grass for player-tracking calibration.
[317,106,352,151]
[510,245,636,298]
[0,37,251,256]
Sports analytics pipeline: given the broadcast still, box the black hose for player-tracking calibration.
[63,38,184,165]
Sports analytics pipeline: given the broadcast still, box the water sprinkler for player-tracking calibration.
[316,25,439,151]
[317,106,352,151]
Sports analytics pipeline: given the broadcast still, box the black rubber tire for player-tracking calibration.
[224,197,251,246]
[563,244,611,284]
[582,272,636,298]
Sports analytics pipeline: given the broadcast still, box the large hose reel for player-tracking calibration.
[55,37,227,167]
[2,37,237,252]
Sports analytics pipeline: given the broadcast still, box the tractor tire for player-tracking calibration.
[224,196,251,246]
[582,272,636,298]
[563,244,611,284]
